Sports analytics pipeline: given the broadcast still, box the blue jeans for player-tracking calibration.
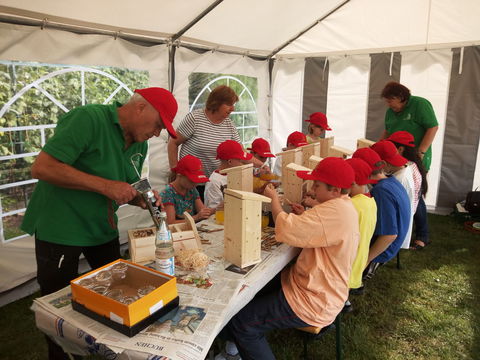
[223,275,310,360]
[414,196,429,243]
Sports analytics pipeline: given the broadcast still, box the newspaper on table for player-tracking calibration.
[31,218,299,360]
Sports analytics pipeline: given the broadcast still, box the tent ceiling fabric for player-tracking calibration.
[3,0,478,57]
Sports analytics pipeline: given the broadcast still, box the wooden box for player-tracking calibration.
[169,212,202,252]
[127,227,156,265]
[308,155,323,170]
[276,147,303,179]
[301,142,321,168]
[220,163,253,192]
[319,136,334,157]
[328,145,354,159]
[283,163,312,204]
[357,138,375,149]
[223,189,271,268]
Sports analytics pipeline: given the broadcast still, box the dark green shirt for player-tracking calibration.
[385,96,438,171]
[21,102,147,246]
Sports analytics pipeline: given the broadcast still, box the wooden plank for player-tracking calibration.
[220,163,253,192]
[319,136,334,157]
[357,138,375,149]
[301,142,321,167]
[328,145,354,159]
[283,163,311,204]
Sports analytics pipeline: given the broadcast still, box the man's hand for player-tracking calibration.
[103,180,138,205]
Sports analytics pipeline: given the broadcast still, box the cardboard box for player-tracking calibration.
[71,259,179,337]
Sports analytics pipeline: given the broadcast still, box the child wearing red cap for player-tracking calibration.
[372,140,417,250]
[160,155,214,224]
[305,112,332,144]
[345,158,377,294]
[222,157,359,359]
[204,140,253,209]
[363,143,411,280]
[247,138,276,176]
[387,131,429,250]
[273,131,309,177]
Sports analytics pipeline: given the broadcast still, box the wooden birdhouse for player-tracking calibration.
[308,155,323,170]
[220,163,253,192]
[301,142,321,167]
[357,138,375,149]
[319,136,334,157]
[328,145,354,159]
[223,189,271,268]
[276,147,303,180]
[169,212,202,252]
[283,163,312,204]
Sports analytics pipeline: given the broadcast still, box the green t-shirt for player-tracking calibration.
[384,96,438,171]
[21,102,147,246]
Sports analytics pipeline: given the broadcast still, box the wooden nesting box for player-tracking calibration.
[319,136,334,157]
[357,138,375,149]
[328,145,354,159]
[220,163,253,192]
[283,163,311,204]
[169,212,202,253]
[276,147,303,179]
[308,155,323,170]
[223,189,271,268]
[127,227,156,265]
[301,142,321,168]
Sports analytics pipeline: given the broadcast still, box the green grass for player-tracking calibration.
[1,214,479,359]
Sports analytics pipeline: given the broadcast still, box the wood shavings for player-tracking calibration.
[132,229,155,237]
[261,227,280,251]
[175,249,210,271]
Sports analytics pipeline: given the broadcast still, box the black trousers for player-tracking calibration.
[35,236,121,359]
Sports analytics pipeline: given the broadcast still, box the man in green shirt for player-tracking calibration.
[380,81,438,250]
[21,87,177,360]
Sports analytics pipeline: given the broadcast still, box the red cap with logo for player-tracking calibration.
[345,158,377,185]
[305,112,332,131]
[296,157,355,189]
[352,147,385,171]
[371,140,408,167]
[386,131,415,147]
[216,140,253,161]
[134,87,178,139]
[247,138,275,158]
[172,155,209,183]
[287,131,308,148]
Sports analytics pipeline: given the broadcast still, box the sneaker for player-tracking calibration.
[214,341,241,360]
[343,300,354,313]
[362,262,381,281]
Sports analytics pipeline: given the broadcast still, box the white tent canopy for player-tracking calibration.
[1,0,480,301]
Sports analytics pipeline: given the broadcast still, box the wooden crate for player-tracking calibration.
[357,138,375,149]
[220,163,253,192]
[301,142,321,168]
[283,163,311,204]
[328,145,354,159]
[319,136,334,157]
[223,189,271,268]
[276,147,303,180]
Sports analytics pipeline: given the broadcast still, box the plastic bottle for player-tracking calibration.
[155,212,175,275]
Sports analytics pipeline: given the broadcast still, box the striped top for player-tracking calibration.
[178,109,240,178]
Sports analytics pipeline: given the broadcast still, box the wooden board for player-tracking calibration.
[283,163,311,204]
[319,137,334,157]
[328,145,354,159]
[301,142,321,167]
[220,163,253,192]
[357,138,375,149]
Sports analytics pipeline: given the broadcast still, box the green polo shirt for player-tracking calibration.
[21,102,147,246]
[385,96,438,171]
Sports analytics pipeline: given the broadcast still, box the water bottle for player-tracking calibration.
[155,212,175,276]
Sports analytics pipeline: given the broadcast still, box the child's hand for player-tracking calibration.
[302,196,319,208]
[195,208,212,221]
[290,203,305,215]
[263,183,277,199]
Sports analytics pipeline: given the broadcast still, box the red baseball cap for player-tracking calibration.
[386,131,415,147]
[371,140,408,167]
[134,87,178,139]
[352,147,385,171]
[296,157,355,189]
[287,131,308,148]
[172,155,209,183]
[305,112,332,131]
[216,140,253,161]
[247,138,275,158]
[345,158,377,185]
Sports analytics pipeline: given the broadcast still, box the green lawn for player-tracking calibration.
[1,214,479,359]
